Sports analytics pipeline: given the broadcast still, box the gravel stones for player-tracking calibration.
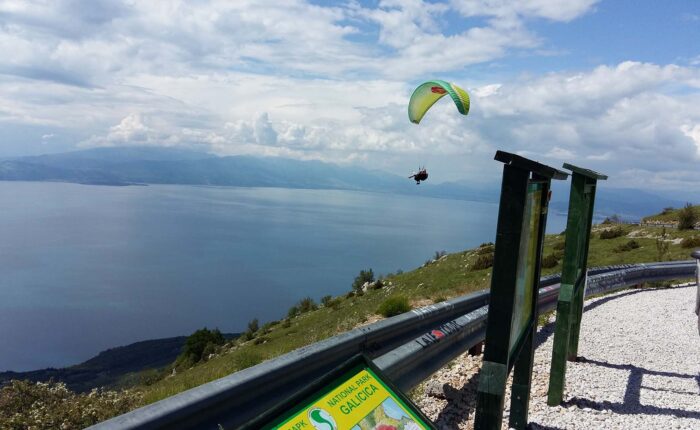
[413,285,700,429]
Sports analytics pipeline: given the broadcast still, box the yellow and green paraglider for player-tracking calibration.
[408,80,470,124]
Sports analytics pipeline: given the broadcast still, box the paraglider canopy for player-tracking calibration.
[408,80,470,124]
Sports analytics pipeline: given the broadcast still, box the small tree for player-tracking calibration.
[297,296,317,313]
[655,228,670,261]
[352,269,374,293]
[247,318,259,333]
[321,295,333,307]
[433,250,447,260]
[678,203,697,230]
[176,327,225,367]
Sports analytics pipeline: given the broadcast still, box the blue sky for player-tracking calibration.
[0,0,699,194]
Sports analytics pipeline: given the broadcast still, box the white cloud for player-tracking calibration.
[450,0,599,22]
[1,1,700,193]
[681,124,700,157]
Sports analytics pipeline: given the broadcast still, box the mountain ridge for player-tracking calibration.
[0,146,688,219]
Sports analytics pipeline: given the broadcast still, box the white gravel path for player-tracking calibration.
[413,285,700,429]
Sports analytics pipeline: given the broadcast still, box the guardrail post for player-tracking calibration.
[547,164,606,406]
[475,151,567,430]
[693,250,700,336]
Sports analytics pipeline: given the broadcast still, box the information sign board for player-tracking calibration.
[508,182,543,357]
[254,355,435,430]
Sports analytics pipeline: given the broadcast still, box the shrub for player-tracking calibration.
[553,241,565,250]
[661,207,674,215]
[297,296,317,313]
[601,214,621,224]
[614,239,640,253]
[378,296,411,317]
[471,253,494,271]
[287,305,299,319]
[321,295,333,306]
[479,242,494,247]
[243,318,259,340]
[0,380,143,429]
[176,327,225,367]
[476,244,495,255]
[678,203,697,230]
[599,227,624,239]
[541,254,559,268]
[433,250,447,260]
[281,318,291,328]
[655,228,670,261]
[352,269,374,293]
[681,236,700,248]
[372,279,384,290]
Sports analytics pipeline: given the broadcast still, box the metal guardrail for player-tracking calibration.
[90,261,695,430]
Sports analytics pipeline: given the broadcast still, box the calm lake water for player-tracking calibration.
[0,182,567,371]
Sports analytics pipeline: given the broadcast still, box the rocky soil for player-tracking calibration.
[413,285,700,429]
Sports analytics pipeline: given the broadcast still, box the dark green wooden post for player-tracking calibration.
[547,164,606,406]
[475,152,567,430]
[509,173,551,430]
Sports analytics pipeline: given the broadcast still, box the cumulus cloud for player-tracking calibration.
[1,1,699,192]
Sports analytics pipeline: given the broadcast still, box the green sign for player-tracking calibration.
[509,182,543,356]
[253,355,435,430]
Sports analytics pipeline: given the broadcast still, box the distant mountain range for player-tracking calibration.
[0,146,687,219]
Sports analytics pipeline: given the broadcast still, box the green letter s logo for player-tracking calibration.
[308,408,337,430]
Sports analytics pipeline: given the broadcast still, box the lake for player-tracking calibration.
[0,182,567,371]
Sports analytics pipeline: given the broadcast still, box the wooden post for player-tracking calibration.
[547,164,606,406]
[475,152,567,430]
[509,176,551,429]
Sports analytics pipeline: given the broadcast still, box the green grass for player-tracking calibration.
[642,205,699,223]
[139,222,698,404]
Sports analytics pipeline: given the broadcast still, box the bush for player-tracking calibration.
[321,295,340,310]
[471,253,494,271]
[176,327,225,367]
[614,239,640,253]
[281,318,291,328]
[661,207,674,215]
[433,250,447,260]
[541,254,559,268]
[297,296,317,313]
[372,279,384,290]
[0,380,143,429]
[476,244,495,255]
[553,241,565,250]
[681,236,700,248]
[678,203,697,230]
[601,214,621,224]
[243,318,259,341]
[599,227,624,239]
[378,296,411,317]
[352,269,374,293]
[655,228,670,261]
[287,305,299,319]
